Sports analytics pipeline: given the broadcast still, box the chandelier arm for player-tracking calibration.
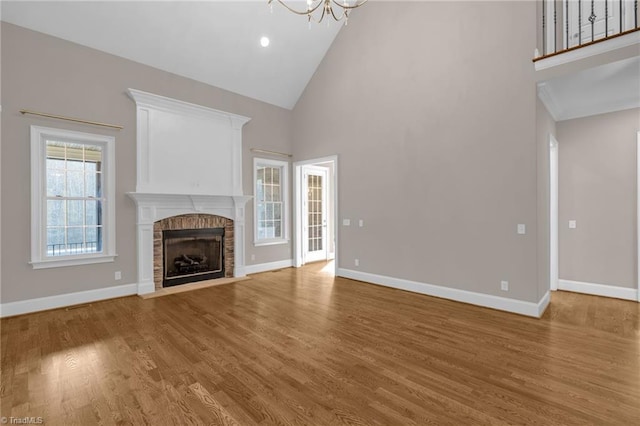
[271,0,324,16]
[317,5,327,23]
[331,0,368,11]
[303,5,324,23]
[269,0,367,23]
[329,6,345,21]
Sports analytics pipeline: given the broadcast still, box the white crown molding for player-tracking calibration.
[0,283,137,318]
[558,279,639,301]
[557,96,640,121]
[537,72,640,122]
[244,259,293,275]
[337,268,549,318]
[126,88,250,127]
[534,30,640,71]
[537,82,562,121]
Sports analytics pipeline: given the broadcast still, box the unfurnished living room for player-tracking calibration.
[1,1,639,424]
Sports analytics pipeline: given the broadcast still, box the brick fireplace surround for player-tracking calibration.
[153,214,234,290]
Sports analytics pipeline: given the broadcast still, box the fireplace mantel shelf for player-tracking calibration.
[127,192,252,223]
[127,192,252,204]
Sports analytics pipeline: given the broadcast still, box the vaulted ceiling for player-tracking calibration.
[1,1,346,110]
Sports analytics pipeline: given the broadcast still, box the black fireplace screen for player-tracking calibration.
[162,228,224,287]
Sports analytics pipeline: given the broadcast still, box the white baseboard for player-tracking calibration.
[558,279,638,301]
[245,259,293,275]
[537,290,551,317]
[138,280,155,295]
[337,268,549,318]
[0,283,138,318]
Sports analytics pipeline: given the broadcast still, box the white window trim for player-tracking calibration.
[253,157,289,246]
[30,126,117,269]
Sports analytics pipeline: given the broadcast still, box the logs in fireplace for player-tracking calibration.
[162,228,224,287]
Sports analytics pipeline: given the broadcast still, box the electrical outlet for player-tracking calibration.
[343,219,351,226]
[569,220,577,229]
[115,271,122,281]
[517,224,526,235]
[354,259,360,267]
[501,280,509,291]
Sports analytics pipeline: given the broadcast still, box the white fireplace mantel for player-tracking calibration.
[127,88,250,196]
[127,193,251,295]
[126,89,252,295]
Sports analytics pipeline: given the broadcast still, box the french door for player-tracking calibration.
[303,166,328,263]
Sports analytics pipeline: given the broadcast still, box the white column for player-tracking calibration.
[137,223,155,295]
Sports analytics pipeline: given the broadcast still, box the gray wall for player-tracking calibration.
[1,23,292,303]
[558,108,640,288]
[292,1,542,303]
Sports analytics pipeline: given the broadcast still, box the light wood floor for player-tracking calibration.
[1,263,639,425]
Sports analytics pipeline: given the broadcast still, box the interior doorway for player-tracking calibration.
[549,131,640,302]
[294,156,338,273]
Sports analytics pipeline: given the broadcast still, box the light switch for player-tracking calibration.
[359,219,364,227]
[569,220,577,229]
[343,219,351,226]
[517,224,526,235]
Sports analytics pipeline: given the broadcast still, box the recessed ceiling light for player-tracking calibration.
[260,36,270,48]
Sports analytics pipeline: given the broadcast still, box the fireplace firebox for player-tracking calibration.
[162,228,224,287]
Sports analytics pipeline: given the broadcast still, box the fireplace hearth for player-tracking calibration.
[162,228,224,287]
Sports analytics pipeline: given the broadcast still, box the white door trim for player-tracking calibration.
[550,134,559,291]
[293,155,339,275]
[637,131,640,301]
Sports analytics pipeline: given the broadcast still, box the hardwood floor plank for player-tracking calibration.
[1,262,639,425]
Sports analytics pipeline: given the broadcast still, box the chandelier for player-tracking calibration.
[268,0,368,24]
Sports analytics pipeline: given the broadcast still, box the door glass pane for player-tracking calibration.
[307,173,324,254]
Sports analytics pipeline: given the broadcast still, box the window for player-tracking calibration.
[254,158,288,245]
[30,126,116,268]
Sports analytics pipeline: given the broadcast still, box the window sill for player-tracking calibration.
[254,239,289,247]
[30,254,117,269]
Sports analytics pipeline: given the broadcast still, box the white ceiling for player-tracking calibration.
[538,56,640,121]
[1,1,345,110]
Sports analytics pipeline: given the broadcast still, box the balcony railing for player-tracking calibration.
[535,0,639,60]
[47,241,99,256]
